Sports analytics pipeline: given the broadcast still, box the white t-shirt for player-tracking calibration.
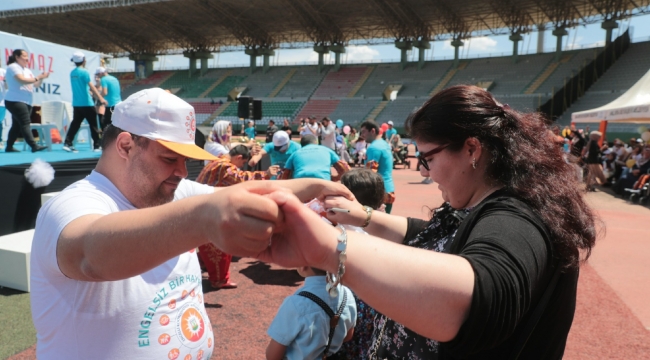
[31,171,216,360]
[0,68,6,106]
[5,63,34,105]
[300,123,320,137]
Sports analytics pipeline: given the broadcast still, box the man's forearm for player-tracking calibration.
[58,196,210,282]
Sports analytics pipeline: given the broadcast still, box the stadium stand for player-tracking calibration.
[443,53,553,94]
[534,48,601,94]
[219,101,303,119]
[375,98,427,125]
[275,66,328,98]
[312,67,368,98]
[328,98,381,125]
[356,62,451,98]
[240,67,293,97]
[109,40,646,131]
[113,72,137,90]
[188,102,222,124]
[294,100,341,120]
[559,41,650,126]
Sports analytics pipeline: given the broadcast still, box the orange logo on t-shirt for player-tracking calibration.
[168,348,180,360]
[207,337,212,348]
[184,355,192,360]
[190,289,196,298]
[182,290,189,300]
[160,314,170,326]
[197,349,204,360]
[169,299,177,310]
[180,307,205,342]
[158,333,171,345]
[197,294,203,304]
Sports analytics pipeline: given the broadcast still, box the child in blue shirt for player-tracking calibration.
[266,266,357,360]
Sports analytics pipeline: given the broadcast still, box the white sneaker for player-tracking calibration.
[93,147,102,152]
[421,177,433,184]
[62,144,79,153]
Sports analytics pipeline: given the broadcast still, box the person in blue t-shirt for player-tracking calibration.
[360,120,395,213]
[96,67,122,131]
[267,264,356,360]
[280,135,350,181]
[64,51,106,152]
[248,130,301,179]
[243,120,256,140]
[385,120,398,144]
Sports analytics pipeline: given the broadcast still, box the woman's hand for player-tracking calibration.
[257,191,339,271]
[323,196,366,227]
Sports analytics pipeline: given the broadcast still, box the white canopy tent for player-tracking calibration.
[572,68,650,124]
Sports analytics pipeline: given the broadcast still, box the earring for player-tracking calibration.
[472,158,477,169]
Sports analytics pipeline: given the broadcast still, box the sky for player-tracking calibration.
[2,0,650,71]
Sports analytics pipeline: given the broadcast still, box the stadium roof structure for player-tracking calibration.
[0,0,649,56]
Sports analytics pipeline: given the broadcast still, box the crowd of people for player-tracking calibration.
[0,42,643,360]
[0,49,121,153]
[552,124,650,200]
[25,83,605,360]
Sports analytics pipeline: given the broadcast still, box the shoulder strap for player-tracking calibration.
[298,290,348,360]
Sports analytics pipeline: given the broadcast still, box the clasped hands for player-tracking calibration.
[203,181,361,272]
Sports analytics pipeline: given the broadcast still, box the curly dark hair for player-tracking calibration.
[405,85,597,268]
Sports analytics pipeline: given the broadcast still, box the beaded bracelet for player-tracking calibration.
[361,205,373,228]
[326,224,348,298]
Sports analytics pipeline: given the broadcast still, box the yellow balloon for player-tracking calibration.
[626,159,636,168]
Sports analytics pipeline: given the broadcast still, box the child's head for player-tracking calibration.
[297,266,327,278]
[340,169,385,210]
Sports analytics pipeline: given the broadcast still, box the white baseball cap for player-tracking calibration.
[71,51,85,63]
[95,67,106,75]
[273,130,290,150]
[387,120,394,126]
[112,88,217,160]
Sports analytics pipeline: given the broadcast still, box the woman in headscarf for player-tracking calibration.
[204,120,258,165]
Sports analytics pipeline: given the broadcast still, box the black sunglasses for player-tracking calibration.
[417,144,450,171]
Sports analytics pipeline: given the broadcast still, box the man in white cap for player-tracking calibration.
[64,51,106,152]
[385,120,397,144]
[249,130,301,177]
[95,66,122,130]
[30,88,350,359]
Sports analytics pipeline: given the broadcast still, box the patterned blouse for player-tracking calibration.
[367,203,471,360]
[196,156,269,186]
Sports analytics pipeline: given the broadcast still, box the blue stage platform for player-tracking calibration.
[0,142,101,166]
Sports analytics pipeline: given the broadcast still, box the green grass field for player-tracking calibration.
[0,287,36,359]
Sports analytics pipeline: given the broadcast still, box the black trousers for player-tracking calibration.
[5,100,37,150]
[65,106,101,148]
[102,106,115,131]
